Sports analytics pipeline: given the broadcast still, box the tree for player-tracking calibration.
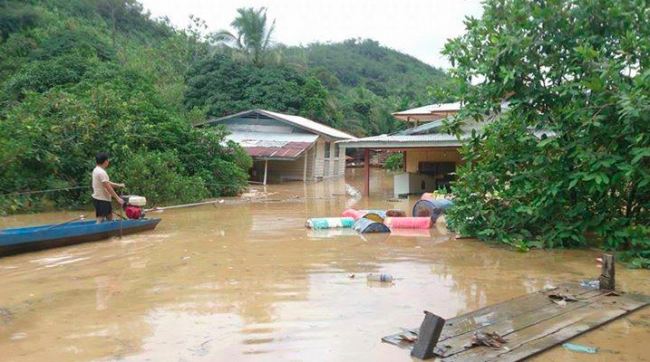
[443,0,650,266]
[213,7,279,68]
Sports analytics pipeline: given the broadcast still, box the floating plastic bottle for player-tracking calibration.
[367,273,394,282]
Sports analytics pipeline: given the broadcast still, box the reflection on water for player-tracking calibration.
[0,169,649,361]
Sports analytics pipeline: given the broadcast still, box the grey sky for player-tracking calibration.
[138,0,484,69]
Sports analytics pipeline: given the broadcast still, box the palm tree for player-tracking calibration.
[213,7,279,67]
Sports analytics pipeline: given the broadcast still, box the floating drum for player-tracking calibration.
[354,218,390,233]
[384,217,432,229]
[342,209,366,220]
[360,210,387,222]
[306,217,355,230]
[386,209,406,217]
[412,199,454,222]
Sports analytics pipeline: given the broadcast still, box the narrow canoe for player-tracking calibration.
[0,218,161,256]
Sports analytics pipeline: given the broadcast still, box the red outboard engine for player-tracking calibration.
[120,195,147,219]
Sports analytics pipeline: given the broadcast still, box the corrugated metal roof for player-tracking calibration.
[198,109,356,140]
[392,102,462,116]
[261,110,356,140]
[398,119,446,135]
[337,134,465,148]
[225,132,318,160]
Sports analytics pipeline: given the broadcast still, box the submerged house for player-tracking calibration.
[197,109,356,184]
[338,103,472,197]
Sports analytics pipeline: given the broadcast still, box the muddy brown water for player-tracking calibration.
[1,169,649,362]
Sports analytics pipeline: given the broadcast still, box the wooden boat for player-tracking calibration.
[0,218,161,256]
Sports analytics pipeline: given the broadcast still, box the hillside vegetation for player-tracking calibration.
[0,0,251,213]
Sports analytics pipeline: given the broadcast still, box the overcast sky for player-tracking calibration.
[138,0,483,69]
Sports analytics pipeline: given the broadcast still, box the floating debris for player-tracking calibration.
[367,273,394,282]
[562,343,598,354]
[581,280,600,288]
[470,331,507,349]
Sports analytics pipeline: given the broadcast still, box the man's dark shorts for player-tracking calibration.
[93,198,112,218]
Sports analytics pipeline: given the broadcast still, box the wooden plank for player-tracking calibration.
[436,300,589,357]
[382,284,595,349]
[442,284,595,338]
[443,293,650,362]
[436,289,609,357]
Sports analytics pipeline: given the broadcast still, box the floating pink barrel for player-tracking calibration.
[384,217,432,229]
[342,209,366,220]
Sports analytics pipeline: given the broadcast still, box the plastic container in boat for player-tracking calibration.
[384,217,432,229]
[122,195,147,206]
[305,217,355,230]
[353,218,390,233]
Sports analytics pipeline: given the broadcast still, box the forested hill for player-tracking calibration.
[185,39,453,136]
[284,39,450,102]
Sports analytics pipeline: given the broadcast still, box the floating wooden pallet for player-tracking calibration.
[382,283,650,361]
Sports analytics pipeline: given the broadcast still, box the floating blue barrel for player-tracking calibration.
[412,199,453,221]
[354,218,390,233]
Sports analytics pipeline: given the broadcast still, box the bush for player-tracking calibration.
[113,151,208,205]
[0,62,251,214]
[383,152,404,171]
[443,0,650,266]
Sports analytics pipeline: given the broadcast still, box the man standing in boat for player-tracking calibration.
[92,153,125,223]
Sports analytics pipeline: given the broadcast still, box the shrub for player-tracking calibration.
[443,0,650,266]
[383,152,404,171]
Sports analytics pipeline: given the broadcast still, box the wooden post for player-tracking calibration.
[599,254,615,291]
[303,152,308,182]
[403,151,407,172]
[411,311,446,360]
[364,148,370,197]
[263,159,268,186]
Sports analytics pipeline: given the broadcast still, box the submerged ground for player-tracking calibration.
[0,169,648,361]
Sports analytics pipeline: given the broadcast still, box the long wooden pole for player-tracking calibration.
[303,153,308,182]
[364,148,370,197]
[263,159,268,186]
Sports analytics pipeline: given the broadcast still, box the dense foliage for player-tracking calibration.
[444,0,650,266]
[188,38,455,136]
[184,53,343,128]
[383,153,404,172]
[284,39,456,136]
[0,0,251,214]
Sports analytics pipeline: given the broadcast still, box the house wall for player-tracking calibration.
[405,148,463,173]
[250,146,319,183]
[315,137,345,180]
[249,138,349,183]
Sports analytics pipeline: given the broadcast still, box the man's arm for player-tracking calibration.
[103,181,124,205]
[110,181,125,188]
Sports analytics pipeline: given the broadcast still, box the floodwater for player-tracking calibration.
[0,169,649,362]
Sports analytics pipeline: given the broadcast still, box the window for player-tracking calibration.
[324,142,331,159]
[334,144,340,158]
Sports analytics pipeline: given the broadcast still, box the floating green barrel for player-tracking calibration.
[305,217,355,230]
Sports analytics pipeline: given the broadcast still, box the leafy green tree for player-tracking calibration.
[444,0,650,265]
[213,7,279,67]
[184,53,340,126]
